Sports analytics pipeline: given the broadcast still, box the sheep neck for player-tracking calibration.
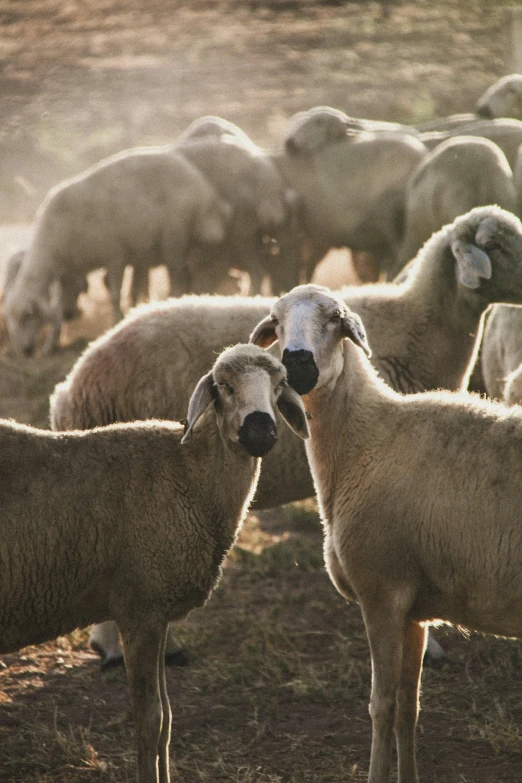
[302,341,392,531]
[387,236,487,391]
[187,410,261,549]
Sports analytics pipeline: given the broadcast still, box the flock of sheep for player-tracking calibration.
[3,73,522,783]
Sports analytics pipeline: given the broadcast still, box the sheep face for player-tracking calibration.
[249,285,370,395]
[182,344,310,455]
[475,74,522,120]
[448,206,522,299]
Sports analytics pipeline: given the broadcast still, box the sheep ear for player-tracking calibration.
[341,312,371,357]
[181,371,215,443]
[451,240,492,289]
[276,383,310,440]
[249,316,278,348]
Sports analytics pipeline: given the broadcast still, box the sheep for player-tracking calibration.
[415,74,522,134]
[2,248,88,322]
[175,133,301,296]
[282,106,421,156]
[271,107,427,280]
[250,283,522,783]
[0,343,309,783]
[475,73,522,120]
[50,206,522,667]
[395,136,516,273]
[3,146,231,357]
[51,206,522,510]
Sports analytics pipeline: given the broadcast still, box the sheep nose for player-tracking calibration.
[282,349,319,395]
[238,411,278,457]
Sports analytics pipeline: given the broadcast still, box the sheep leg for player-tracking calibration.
[363,599,407,783]
[130,264,151,306]
[394,619,425,783]
[105,260,126,322]
[158,636,172,783]
[121,623,168,783]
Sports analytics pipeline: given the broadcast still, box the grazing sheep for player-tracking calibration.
[396,136,516,272]
[2,248,88,322]
[250,283,522,783]
[176,133,299,296]
[1,343,309,783]
[271,107,427,280]
[51,207,522,667]
[3,146,231,357]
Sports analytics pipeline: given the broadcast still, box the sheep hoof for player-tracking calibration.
[165,649,190,667]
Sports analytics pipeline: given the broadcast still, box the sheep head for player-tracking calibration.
[447,206,522,302]
[182,343,310,455]
[283,106,363,155]
[475,74,522,120]
[4,282,62,358]
[250,285,370,396]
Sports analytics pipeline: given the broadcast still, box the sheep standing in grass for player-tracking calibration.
[3,146,231,357]
[396,136,516,272]
[0,343,309,783]
[250,284,522,783]
[50,206,522,668]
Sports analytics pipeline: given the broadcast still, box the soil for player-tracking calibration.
[0,1,521,781]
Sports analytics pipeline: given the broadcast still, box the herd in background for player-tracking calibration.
[4,72,522,361]
[3,74,522,782]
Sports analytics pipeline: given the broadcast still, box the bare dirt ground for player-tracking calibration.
[1,1,522,781]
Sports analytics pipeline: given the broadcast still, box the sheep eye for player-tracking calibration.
[217,382,234,394]
[483,241,500,252]
[270,314,279,326]
[330,309,342,321]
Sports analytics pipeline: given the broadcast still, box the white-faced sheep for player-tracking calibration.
[50,206,522,667]
[396,136,516,272]
[0,343,309,783]
[3,146,231,357]
[250,283,522,783]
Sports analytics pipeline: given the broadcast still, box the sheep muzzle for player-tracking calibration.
[238,411,278,457]
[282,349,319,395]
